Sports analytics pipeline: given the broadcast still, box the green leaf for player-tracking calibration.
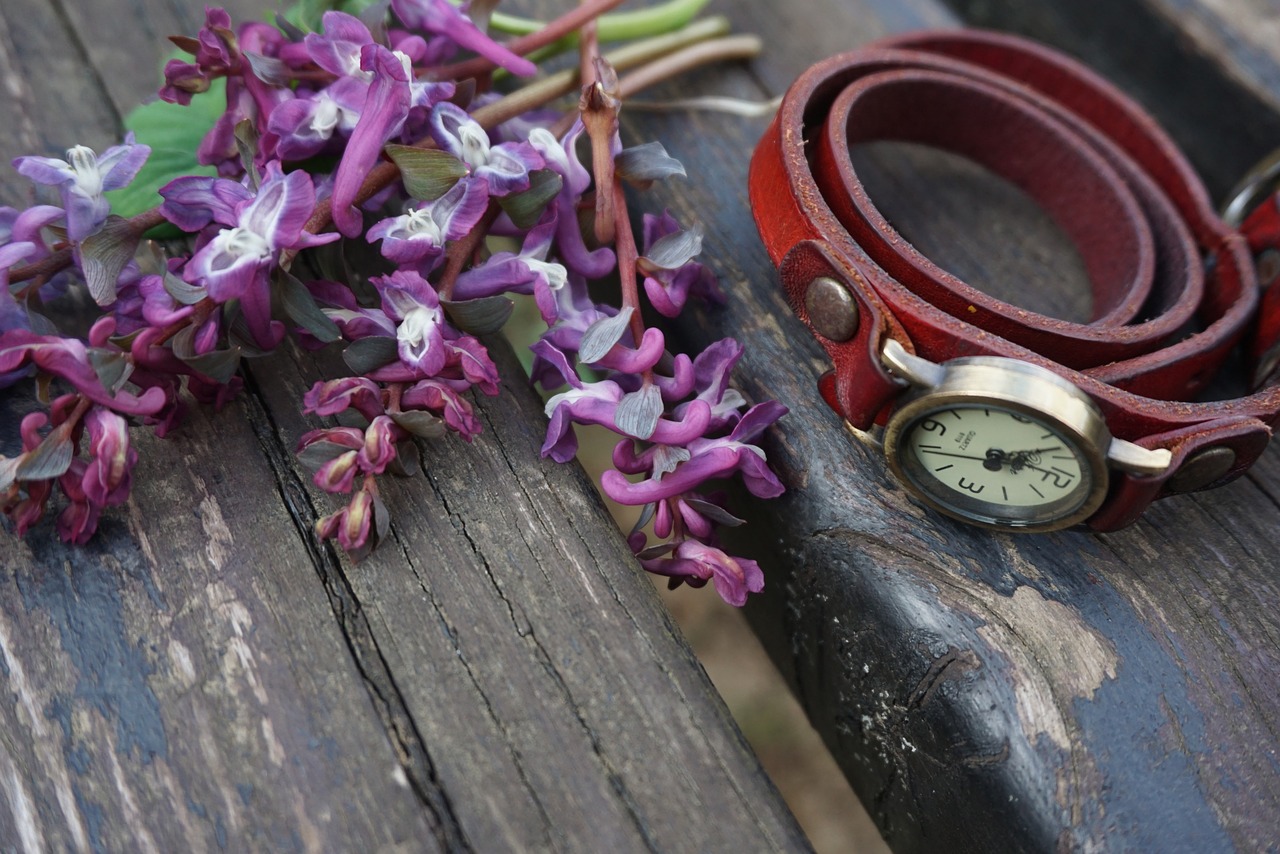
[385,145,468,201]
[391,410,446,440]
[498,169,562,230]
[245,52,290,87]
[277,270,341,343]
[614,382,663,440]
[106,77,226,233]
[163,272,208,305]
[578,306,633,364]
[615,142,686,185]
[638,222,703,274]
[388,439,420,477]
[172,324,243,384]
[343,336,399,375]
[442,296,513,335]
[683,498,745,527]
[281,0,337,32]
[635,541,675,561]
[297,440,355,471]
[234,119,261,188]
[181,348,243,384]
[79,216,140,305]
[87,347,135,395]
[15,432,74,482]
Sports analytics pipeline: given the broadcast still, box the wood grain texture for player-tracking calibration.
[641,0,1280,851]
[0,0,813,850]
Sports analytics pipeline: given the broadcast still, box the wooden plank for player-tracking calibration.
[0,0,814,850]
[645,0,1280,850]
[940,0,1280,198]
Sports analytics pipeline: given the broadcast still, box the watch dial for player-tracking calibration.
[901,405,1090,525]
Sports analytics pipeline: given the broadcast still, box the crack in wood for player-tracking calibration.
[907,647,980,711]
[238,369,471,852]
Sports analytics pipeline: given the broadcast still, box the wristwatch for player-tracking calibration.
[749,29,1280,532]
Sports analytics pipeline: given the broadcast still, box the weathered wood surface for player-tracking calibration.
[631,0,1280,851]
[0,1,820,851]
[8,0,1280,851]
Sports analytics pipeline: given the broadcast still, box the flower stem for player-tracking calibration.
[578,0,601,90]
[437,200,503,301]
[305,17,734,238]
[491,0,710,41]
[611,178,646,348]
[616,35,764,99]
[429,0,630,82]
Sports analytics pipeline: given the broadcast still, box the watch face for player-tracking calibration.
[894,404,1094,528]
[880,352,1115,533]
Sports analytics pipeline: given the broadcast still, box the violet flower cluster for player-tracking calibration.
[0,1,785,605]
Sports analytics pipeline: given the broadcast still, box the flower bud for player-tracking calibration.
[314,450,359,493]
[359,416,400,474]
[83,407,136,506]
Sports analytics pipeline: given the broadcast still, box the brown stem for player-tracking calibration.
[428,0,629,82]
[611,178,645,348]
[436,199,503,301]
[578,0,600,88]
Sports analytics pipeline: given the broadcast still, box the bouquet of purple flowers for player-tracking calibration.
[0,0,783,606]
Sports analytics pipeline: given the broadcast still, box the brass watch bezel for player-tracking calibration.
[882,354,1114,533]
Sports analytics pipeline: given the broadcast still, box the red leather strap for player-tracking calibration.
[749,28,1280,528]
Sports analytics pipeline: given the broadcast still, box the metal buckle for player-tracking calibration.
[1222,146,1280,228]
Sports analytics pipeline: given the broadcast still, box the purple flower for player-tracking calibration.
[453,220,565,321]
[372,270,448,375]
[81,406,136,507]
[315,484,379,557]
[298,416,405,497]
[429,103,543,197]
[638,539,764,607]
[541,380,714,464]
[599,402,787,506]
[401,378,482,439]
[676,338,748,431]
[0,330,166,416]
[158,174,254,232]
[269,90,359,161]
[159,6,238,104]
[0,240,36,332]
[56,463,102,545]
[304,377,386,421]
[331,44,413,236]
[368,177,489,267]
[180,162,337,347]
[640,211,724,317]
[391,0,536,76]
[13,135,150,241]
[304,11,377,79]
[527,124,615,278]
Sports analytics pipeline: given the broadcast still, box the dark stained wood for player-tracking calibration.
[0,0,814,850]
[940,0,1280,198]
[641,0,1280,851]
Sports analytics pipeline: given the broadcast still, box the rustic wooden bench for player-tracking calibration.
[2,0,1278,850]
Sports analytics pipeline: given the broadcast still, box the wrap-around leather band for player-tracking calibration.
[749,28,1280,530]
